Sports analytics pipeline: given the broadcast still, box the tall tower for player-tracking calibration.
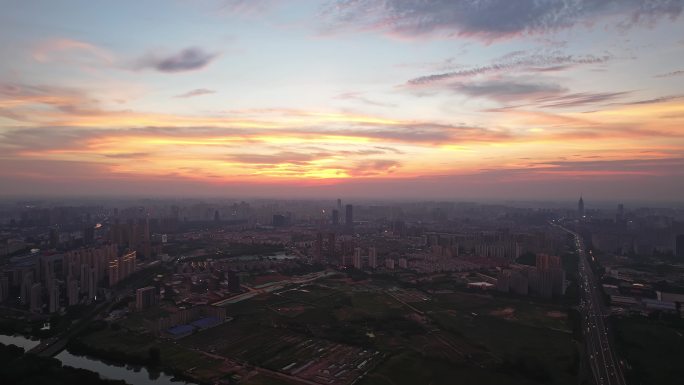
[578,196,585,218]
[345,204,353,231]
[331,209,339,226]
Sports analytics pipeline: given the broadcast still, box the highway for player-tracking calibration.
[555,223,627,385]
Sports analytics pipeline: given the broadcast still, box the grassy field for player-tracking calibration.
[358,351,541,385]
[424,291,573,331]
[613,316,684,385]
[213,281,579,384]
[76,278,579,385]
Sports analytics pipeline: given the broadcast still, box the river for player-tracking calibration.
[0,334,196,385]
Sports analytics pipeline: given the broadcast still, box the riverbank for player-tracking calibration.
[0,333,199,385]
[0,341,128,385]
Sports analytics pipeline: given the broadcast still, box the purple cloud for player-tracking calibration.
[174,88,216,98]
[136,47,219,73]
[323,0,684,40]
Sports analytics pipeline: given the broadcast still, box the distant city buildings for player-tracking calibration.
[496,254,565,299]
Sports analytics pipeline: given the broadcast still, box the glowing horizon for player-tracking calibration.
[1,1,683,200]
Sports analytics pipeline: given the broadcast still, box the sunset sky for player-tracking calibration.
[1,0,683,200]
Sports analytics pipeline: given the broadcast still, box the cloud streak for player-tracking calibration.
[408,51,611,86]
[174,88,216,98]
[135,47,219,73]
[654,69,684,78]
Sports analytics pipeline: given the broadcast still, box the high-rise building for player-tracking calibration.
[88,268,97,300]
[273,214,288,227]
[84,226,95,245]
[616,203,625,222]
[48,281,60,313]
[535,254,564,298]
[385,258,395,270]
[368,247,377,269]
[537,270,553,299]
[30,283,42,313]
[331,209,339,226]
[345,204,353,231]
[337,198,342,211]
[108,259,120,287]
[0,276,8,302]
[496,270,511,293]
[142,217,151,259]
[49,227,59,249]
[676,234,684,258]
[578,196,585,218]
[510,271,529,295]
[67,278,79,306]
[315,232,323,261]
[227,270,241,293]
[327,233,336,261]
[353,247,362,269]
[536,254,561,270]
[136,286,158,311]
[551,268,566,296]
[20,270,33,305]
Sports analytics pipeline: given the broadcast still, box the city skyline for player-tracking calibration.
[1,1,684,200]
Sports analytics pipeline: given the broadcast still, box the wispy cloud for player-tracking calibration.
[322,0,684,40]
[134,47,219,73]
[407,51,611,86]
[32,38,113,65]
[334,92,396,107]
[654,69,684,78]
[536,91,632,108]
[349,159,400,176]
[174,88,216,98]
[624,94,684,105]
[102,152,150,159]
[450,78,566,103]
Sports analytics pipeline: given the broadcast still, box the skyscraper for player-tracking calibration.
[345,204,353,231]
[578,196,585,218]
[676,234,684,258]
[331,209,339,226]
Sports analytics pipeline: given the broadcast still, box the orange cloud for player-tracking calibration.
[32,38,113,64]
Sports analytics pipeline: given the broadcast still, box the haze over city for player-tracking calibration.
[1,4,684,385]
[1,0,683,200]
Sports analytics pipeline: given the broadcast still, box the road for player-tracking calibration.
[555,223,627,385]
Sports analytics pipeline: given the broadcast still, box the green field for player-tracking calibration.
[75,278,580,385]
[613,316,684,385]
